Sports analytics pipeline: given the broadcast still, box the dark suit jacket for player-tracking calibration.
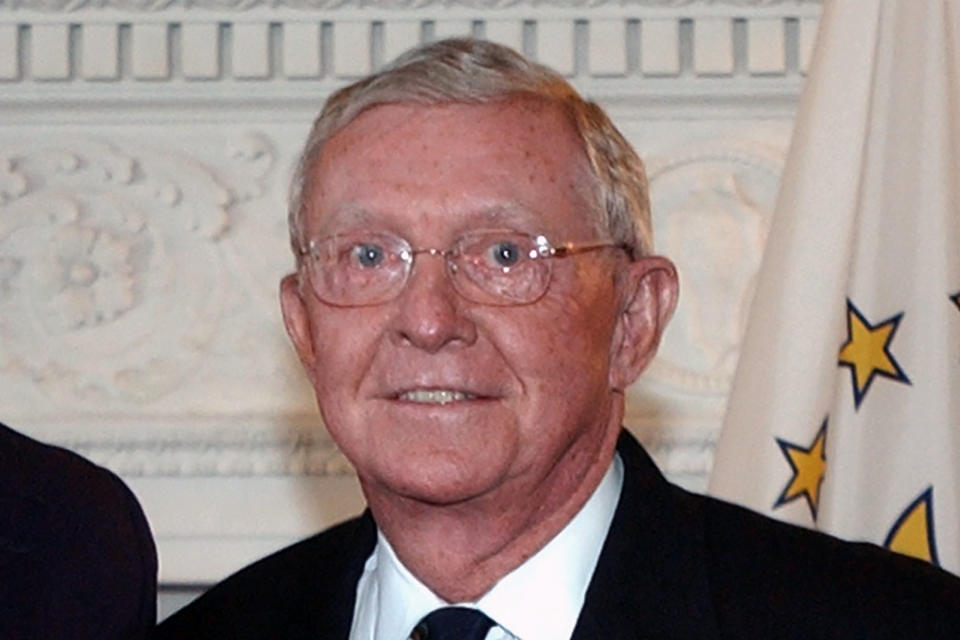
[0,422,158,640]
[155,430,960,638]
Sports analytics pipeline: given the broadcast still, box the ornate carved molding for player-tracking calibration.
[644,140,784,395]
[0,133,286,407]
[639,426,719,492]
[5,0,821,12]
[67,429,354,477]
[56,419,718,488]
[0,1,820,99]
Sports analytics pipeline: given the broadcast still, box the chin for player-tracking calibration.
[363,452,510,507]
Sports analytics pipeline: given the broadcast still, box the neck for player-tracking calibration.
[362,403,624,603]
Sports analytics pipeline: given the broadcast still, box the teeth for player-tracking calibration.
[399,389,475,404]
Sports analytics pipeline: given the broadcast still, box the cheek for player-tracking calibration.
[307,307,383,397]
[492,292,618,398]
[305,310,386,469]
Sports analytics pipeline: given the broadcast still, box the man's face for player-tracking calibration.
[282,98,669,508]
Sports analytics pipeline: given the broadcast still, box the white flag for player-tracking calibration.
[709,0,960,575]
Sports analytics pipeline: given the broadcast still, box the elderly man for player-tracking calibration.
[155,39,960,639]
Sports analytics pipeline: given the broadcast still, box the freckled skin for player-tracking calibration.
[280,97,677,601]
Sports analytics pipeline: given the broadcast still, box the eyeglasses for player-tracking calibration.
[297,229,629,307]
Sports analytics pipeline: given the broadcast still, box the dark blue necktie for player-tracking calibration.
[410,606,497,640]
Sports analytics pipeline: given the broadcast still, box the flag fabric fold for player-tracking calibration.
[709,0,960,575]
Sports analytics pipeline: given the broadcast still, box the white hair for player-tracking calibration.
[288,37,653,264]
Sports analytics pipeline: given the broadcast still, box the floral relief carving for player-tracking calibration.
[0,134,277,408]
[46,221,138,330]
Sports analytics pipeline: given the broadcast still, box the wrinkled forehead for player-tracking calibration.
[301,98,600,238]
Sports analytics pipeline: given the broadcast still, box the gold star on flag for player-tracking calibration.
[837,299,910,409]
[884,487,939,565]
[774,420,828,521]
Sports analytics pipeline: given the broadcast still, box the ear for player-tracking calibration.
[280,273,318,381]
[609,256,679,391]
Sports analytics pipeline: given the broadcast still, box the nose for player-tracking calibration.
[388,252,477,352]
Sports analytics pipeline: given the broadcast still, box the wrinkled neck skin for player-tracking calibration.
[361,396,624,603]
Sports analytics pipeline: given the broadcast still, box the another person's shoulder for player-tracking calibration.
[0,422,152,547]
[0,421,158,640]
[154,512,376,639]
[1,422,139,512]
[693,489,960,636]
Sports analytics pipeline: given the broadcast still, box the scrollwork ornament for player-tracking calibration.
[0,136,275,409]
[44,219,139,330]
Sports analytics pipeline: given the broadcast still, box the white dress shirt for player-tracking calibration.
[348,454,624,640]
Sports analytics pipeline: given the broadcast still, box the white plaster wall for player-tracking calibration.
[0,0,822,600]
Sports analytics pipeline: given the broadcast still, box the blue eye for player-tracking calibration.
[489,241,521,267]
[354,243,385,268]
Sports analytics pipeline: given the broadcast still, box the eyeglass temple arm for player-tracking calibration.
[549,241,633,258]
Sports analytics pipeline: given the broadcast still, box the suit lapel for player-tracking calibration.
[294,511,377,640]
[572,431,720,639]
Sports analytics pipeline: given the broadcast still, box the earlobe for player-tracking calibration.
[280,273,318,379]
[609,256,679,390]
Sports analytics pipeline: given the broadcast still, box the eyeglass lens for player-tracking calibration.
[305,231,555,307]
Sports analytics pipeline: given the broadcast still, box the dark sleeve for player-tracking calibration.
[113,469,160,640]
[0,428,158,640]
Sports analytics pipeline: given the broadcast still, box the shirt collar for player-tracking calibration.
[353,454,624,640]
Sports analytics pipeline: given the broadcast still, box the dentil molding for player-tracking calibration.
[4,0,821,10]
[1,0,821,115]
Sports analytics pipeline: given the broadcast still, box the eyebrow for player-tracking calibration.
[316,204,376,230]
[466,202,542,229]
[317,201,547,234]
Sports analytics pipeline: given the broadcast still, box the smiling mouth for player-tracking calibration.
[397,389,479,404]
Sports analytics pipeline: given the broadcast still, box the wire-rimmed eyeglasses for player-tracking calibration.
[297,229,630,307]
